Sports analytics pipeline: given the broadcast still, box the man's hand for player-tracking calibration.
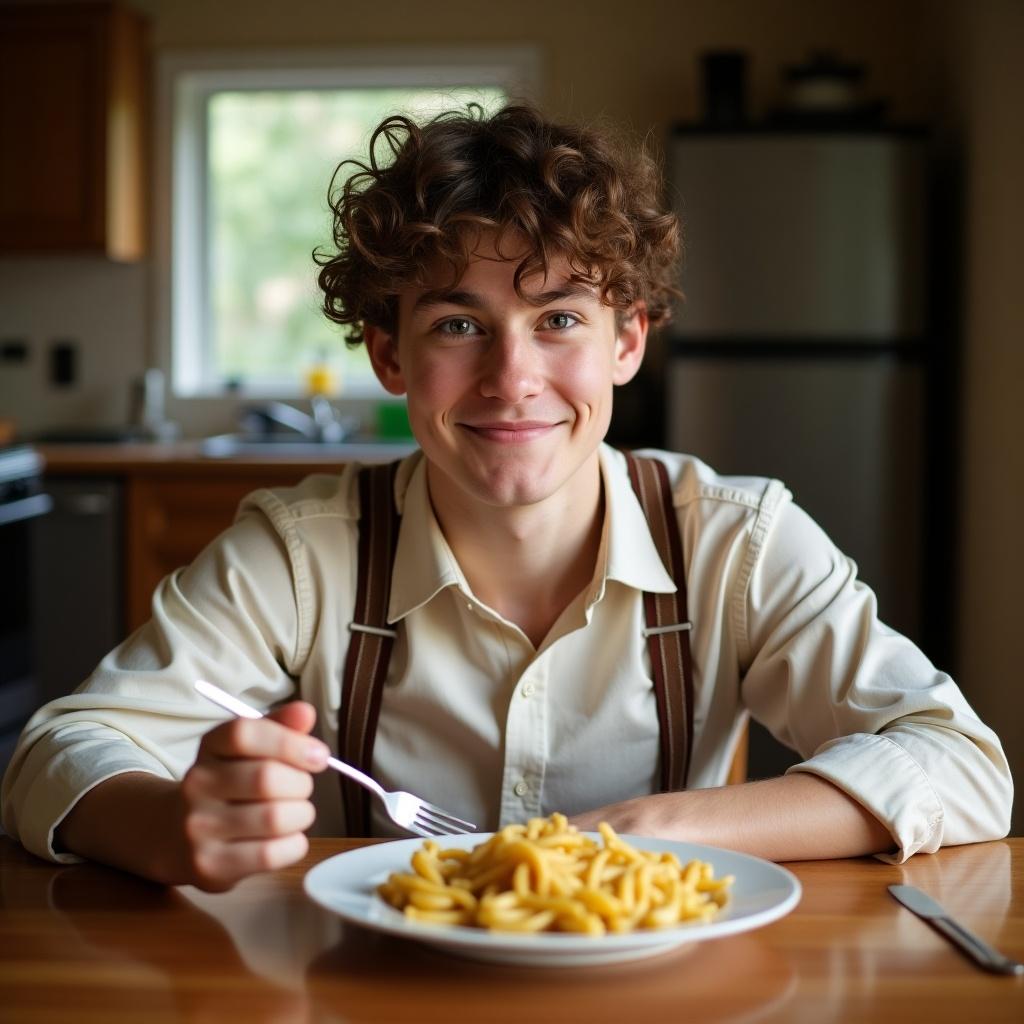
[56,702,330,891]
[171,701,330,890]
[569,792,689,840]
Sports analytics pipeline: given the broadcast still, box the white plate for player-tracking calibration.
[303,834,801,967]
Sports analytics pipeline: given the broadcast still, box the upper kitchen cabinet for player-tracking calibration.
[0,2,148,260]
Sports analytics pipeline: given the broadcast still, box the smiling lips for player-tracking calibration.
[460,420,560,443]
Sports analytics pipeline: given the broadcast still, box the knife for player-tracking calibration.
[888,884,1024,976]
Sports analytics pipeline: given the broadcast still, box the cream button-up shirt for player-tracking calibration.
[1,445,1012,863]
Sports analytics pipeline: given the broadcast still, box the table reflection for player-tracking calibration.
[3,837,1017,1024]
[33,851,800,1024]
[779,841,1016,1021]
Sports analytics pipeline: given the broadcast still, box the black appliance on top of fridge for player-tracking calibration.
[665,126,949,779]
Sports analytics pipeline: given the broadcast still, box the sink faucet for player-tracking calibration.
[240,399,356,443]
[310,395,349,442]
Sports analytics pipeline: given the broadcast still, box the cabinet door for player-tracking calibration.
[125,473,311,633]
[0,3,147,258]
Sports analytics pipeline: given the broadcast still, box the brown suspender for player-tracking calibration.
[622,452,695,791]
[337,462,402,836]
[338,454,694,835]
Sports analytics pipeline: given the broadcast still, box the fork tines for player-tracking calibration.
[416,804,477,836]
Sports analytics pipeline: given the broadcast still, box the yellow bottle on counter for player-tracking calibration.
[305,352,338,397]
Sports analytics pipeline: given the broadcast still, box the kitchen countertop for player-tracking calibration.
[35,442,401,476]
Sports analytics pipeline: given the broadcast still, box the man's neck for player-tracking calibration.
[425,456,605,649]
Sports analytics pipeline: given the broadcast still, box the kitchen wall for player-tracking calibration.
[0,260,148,429]
[934,0,1024,837]
[1,0,1021,832]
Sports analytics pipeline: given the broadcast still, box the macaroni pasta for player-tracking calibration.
[377,813,733,935]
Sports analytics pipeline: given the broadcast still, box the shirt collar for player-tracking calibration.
[387,444,676,623]
[598,444,677,596]
[389,453,467,623]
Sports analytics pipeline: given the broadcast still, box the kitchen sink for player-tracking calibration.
[199,433,418,460]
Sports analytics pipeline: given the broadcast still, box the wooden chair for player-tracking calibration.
[726,720,749,786]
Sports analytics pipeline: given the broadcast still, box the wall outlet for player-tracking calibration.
[0,338,29,364]
[50,339,78,387]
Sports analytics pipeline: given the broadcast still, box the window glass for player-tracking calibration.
[206,87,506,393]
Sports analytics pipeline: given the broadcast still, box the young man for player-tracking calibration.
[2,105,1011,891]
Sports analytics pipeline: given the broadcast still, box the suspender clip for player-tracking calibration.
[642,621,693,638]
[349,622,399,639]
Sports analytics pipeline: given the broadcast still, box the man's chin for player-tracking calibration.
[464,472,559,510]
[422,435,601,512]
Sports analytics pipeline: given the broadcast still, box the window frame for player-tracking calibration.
[153,47,541,414]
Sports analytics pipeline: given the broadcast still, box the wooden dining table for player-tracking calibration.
[1,834,1021,1023]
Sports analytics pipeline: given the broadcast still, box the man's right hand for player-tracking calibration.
[173,701,330,890]
[55,701,330,891]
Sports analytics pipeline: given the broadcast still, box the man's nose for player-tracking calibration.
[478,330,544,403]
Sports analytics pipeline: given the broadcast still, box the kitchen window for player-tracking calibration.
[156,49,539,401]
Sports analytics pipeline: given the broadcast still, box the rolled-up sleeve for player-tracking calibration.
[737,496,1013,863]
[1,506,302,863]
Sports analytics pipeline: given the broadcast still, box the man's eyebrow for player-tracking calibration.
[411,289,482,313]
[526,284,600,305]
[411,283,598,313]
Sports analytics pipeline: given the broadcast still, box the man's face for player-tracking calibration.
[365,234,647,512]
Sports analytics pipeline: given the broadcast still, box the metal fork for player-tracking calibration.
[194,680,477,839]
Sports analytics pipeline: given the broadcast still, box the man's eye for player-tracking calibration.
[544,312,579,330]
[438,318,478,336]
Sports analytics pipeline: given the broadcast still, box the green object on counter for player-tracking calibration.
[375,401,413,439]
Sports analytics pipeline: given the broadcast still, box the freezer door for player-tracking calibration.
[668,134,927,338]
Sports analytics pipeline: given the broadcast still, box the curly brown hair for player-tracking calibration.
[314,102,682,345]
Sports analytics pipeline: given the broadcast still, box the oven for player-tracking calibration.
[0,446,52,773]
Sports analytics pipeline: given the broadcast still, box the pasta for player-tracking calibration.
[377,813,733,935]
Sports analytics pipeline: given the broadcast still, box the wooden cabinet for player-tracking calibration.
[125,469,314,632]
[0,2,148,260]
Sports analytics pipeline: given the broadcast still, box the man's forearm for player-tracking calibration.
[56,772,189,884]
[571,773,895,861]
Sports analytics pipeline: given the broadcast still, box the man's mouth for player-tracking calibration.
[459,420,560,443]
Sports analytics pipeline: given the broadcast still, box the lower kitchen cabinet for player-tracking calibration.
[125,470,310,633]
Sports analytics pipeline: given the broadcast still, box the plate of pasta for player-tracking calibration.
[304,814,801,966]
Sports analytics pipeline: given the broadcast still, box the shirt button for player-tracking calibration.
[514,780,529,798]
[522,682,536,698]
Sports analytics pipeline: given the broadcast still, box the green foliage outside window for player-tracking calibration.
[208,87,506,393]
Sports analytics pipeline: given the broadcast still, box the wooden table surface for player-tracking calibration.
[1,836,1021,1023]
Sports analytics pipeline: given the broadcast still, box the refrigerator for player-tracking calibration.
[665,128,943,778]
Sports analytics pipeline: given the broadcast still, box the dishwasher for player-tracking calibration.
[31,478,124,707]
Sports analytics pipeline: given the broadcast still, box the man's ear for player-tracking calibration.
[612,303,648,386]
[364,323,406,396]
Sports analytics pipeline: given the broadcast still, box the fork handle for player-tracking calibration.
[196,681,386,799]
[325,755,385,798]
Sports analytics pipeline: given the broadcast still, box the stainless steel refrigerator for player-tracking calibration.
[665,128,943,778]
